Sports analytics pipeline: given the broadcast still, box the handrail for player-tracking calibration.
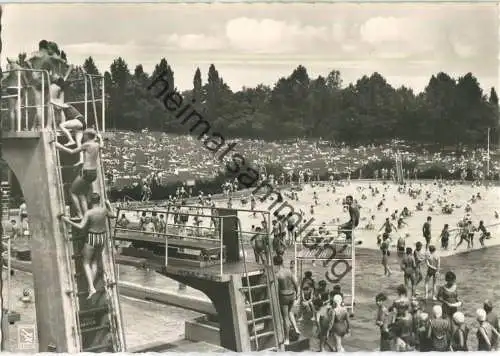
[1,68,52,130]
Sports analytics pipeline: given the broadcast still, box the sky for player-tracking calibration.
[2,3,499,93]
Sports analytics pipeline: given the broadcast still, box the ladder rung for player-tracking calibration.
[77,289,103,297]
[68,236,84,242]
[241,284,268,290]
[79,306,109,317]
[251,299,270,306]
[250,330,275,340]
[80,324,110,334]
[82,343,113,352]
[248,315,272,324]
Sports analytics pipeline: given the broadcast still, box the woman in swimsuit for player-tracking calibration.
[436,271,461,320]
[476,308,500,351]
[450,312,468,351]
[391,284,410,317]
[330,294,350,352]
[427,305,451,351]
[299,271,315,320]
[401,247,416,297]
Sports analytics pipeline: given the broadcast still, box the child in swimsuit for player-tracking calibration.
[61,193,115,299]
[54,129,104,219]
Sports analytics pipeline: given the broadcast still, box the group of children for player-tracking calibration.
[375,275,500,352]
[296,271,351,351]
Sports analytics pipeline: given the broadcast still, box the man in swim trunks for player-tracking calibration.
[422,216,432,251]
[60,192,115,298]
[54,129,104,219]
[250,227,269,264]
[274,255,300,345]
[425,245,440,300]
[339,195,359,241]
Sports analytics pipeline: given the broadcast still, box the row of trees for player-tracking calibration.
[75,56,499,146]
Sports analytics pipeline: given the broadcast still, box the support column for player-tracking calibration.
[1,133,77,352]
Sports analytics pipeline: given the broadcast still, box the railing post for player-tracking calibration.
[41,72,45,129]
[16,71,21,132]
[24,90,28,130]
[165,234,168,267]
[220,217,224,276]
[351,227,355,315]
[84,75,88,127]
[101,76,106,132]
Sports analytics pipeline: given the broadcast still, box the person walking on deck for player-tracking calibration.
[60,193,115,299]
[54,129,104,219]
[274,255,300,345]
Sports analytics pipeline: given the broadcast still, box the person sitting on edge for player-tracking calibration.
[60,192,115,299]
[54,129,104,219]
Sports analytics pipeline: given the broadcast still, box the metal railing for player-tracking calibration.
[1,68,106,133]
[1,69,51,131]
[113,207,227,276]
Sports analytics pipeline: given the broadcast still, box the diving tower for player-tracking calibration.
[1,66,125,352]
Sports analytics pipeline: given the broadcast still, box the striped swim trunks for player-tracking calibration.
[87,231,107,248]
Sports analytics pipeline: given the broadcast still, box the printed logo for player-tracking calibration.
[17,325,36,350]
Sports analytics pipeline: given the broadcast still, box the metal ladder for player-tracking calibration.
[1,182,10,223]
[236,219,282,351]
[85,71,126,351]
[50,71,125,352]
[51,132,84,352]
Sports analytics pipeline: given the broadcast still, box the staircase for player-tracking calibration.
[52,131,126,352]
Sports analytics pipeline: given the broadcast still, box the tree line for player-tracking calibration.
[70,56,500,147]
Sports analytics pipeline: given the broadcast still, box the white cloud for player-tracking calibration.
[225,17,328,53]
[63,42,140,58]
[165,34,226,51]
[331,23,345,42]
[359,16,437,57]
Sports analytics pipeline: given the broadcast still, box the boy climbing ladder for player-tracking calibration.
[60,193,116,299]
[54,128,104,219]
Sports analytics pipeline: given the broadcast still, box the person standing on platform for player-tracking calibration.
[274,255,300,345]
[339,195,359,241]
[60,192,115,299]
[54,129,104,219]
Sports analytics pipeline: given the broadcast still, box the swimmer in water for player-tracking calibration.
[274,255,300,345]
[440,224,450,250]
[401,247,417,297]
[54,129,104,219]
[422,216,432,251]
[60,192,115,299]
[380,241,391,276]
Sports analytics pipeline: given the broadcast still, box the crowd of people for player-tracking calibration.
[102,131,499,190]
